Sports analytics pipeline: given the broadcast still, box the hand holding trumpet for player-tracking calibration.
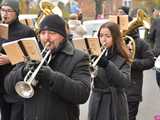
[97,54,109,68]
[22,60,40,77]
[15,42,52,98]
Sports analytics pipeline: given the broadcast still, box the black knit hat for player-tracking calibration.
[1,0,19,15]
[40,15,66,38]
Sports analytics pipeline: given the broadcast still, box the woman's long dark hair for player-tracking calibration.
[98,22,131,63]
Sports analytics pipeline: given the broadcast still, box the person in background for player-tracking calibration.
[129,8,139,18]
[77,10,83,24]
[126,29,154,120]
[149,7,160,88]
[88,22,131,120]
[152,8,160,20]
[68,13,86,39]
[0,0,36,120]
[4,14,91,120]
[118,6,132,21]
[118,6,129,15]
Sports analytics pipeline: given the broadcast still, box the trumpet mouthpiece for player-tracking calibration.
[45,42,50,47]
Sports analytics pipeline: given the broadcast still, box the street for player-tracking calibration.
[80,69,160,120]
[0,69,159,120]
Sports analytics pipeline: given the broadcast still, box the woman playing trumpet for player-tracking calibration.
[88,22,131,120]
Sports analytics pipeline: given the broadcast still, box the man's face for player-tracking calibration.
[153,9,160,18]
[39,30,65,50]
[126,40,134,55]
[0,5,17,24]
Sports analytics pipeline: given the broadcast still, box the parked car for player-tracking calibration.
[83,19,109,37]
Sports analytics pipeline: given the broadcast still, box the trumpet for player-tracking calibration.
[90,43,108,78]
[15,43,52,98]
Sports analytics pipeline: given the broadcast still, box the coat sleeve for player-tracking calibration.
[4,63,25,102]
[105,61,131,88]
[149,19,156,44]
[131,40,154,70]
[45,53,91,104]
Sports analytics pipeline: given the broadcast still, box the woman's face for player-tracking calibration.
[99,27,113,48]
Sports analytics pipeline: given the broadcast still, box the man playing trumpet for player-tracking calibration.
[4,14,91,120]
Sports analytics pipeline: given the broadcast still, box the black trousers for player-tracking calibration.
[128,101,140,120]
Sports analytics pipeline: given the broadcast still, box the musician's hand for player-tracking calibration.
[22,60,40,76]
[90,54,98,60]
[90,55,98,64]
[0,53,10,65]
[36,65,55,87]
[97,55,109,68]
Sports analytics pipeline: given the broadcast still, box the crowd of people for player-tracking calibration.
[0,0,160,120]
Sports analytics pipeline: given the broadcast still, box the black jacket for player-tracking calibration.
[149,17,160,57]
[0,19,36,94]
[126,38,154,102]
[0,19,36,120]
[88,50,131,120]
[4,41,91,120]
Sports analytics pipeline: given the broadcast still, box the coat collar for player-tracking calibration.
[111,55,126,69]
[61,40,74,55]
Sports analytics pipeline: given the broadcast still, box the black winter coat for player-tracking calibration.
[0,19,36,94]
[126,38,154,102]
[0,19,36,120]
[4,41,91,120]
[88,51,131,120]
[149,17,160,57]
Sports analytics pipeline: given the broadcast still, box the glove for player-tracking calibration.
[97,55,109,68]
[90,54,98,60]
[36,65,55,87]
[90,55,98,64]
[22,60,40,77]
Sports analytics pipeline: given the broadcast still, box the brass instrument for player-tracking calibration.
[15,43,52,98]
[123,9,150,60]
[92,48,107,68]
[123,9,150,36]
[90,44,108,78]
[34,0,55,32]
[123,35,136,60]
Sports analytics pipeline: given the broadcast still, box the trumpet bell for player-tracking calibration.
[124,35,136,61]
[15,81,34,98]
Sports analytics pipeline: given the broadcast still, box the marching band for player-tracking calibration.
[0,0,159,120]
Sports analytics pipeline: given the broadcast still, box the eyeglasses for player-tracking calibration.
[0,8,15,13]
